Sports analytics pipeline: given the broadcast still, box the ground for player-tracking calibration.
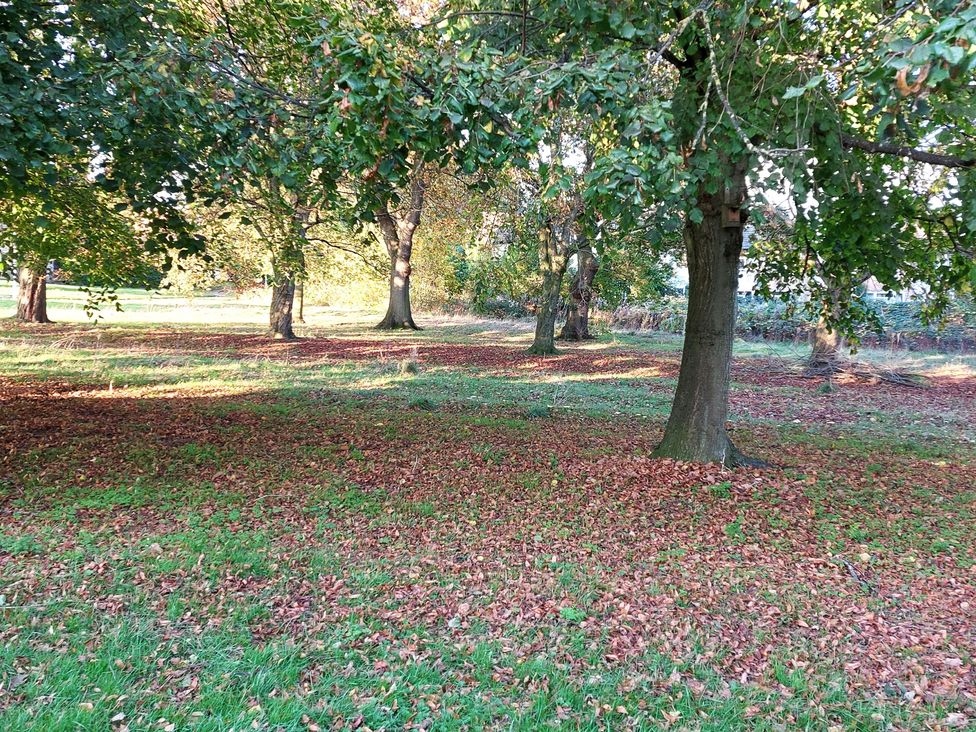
[0,286,974,731]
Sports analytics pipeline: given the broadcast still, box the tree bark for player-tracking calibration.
[377,251,419,330]
[806,285,847,374]
[529,219,572,355]
[269,279,296,340]
[654,173,763,467]
[16,266,50,323]
[559,243,598,340]
[295,281,305,323]
[807,317,846,373]
[376,164,425,330]
[529,267,566,355]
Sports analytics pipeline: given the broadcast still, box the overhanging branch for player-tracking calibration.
[305,235,385,275]
[841,134,975,169]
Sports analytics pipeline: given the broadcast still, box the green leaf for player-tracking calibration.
[622,119,642,138]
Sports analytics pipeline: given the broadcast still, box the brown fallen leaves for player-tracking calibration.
[0,340,974,717]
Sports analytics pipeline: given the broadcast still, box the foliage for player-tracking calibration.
[592,245,678,308]
[443,0,975,320]
[0,170,158,313]
[611,293,976,353]
[1,0,212,253]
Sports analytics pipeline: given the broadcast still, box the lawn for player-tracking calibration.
[0,287,974,731]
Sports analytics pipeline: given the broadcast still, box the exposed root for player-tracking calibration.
[375,319,422,331]
[727,440,772,469]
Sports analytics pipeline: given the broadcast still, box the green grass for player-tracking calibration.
[0,291,973,730]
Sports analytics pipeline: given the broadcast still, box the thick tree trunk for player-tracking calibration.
[377,253,419,330]
[16,266,50,323]
[807,318,846,373]
[806,287,847,374]
[295,281,305,323]
[529,268,566,355]
[654,180,763,467]
[269,279,296,340]
[559,245,598,340]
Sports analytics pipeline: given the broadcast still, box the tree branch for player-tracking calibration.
[305,236,385,275]
[840,134,975,169]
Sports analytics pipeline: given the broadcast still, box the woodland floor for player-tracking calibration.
[0,294,975,731]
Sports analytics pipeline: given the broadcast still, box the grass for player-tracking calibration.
[0,287,974,730]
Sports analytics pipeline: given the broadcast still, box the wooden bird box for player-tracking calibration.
[722,206,742,228]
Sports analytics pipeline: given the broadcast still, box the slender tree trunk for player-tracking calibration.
[529,268,566,355]
[16,266,50,323]
[654,175,762,467]
[269,279,296,340]
[529,222,570,355]
[376,164,425,331]
[559,245,598,340]
[560,299,582,341]
[295,281,305,323]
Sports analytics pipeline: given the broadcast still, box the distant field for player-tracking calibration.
[0,282,273,323]
[3,282,974,372]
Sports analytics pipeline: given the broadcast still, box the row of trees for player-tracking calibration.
[3,0,974,465]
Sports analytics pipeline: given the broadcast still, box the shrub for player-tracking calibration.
[607,295,976,353]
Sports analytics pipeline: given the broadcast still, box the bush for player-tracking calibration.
[472,296,534,319]
[607,295,976,353]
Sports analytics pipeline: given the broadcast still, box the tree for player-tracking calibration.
[316,3,534,330]
[558,241,599,340]
[524,119,594,355]
[449,0,975,465]
[1,1,212,253]
[1,169,155,322]
[558,219,681,341]
[375,161,427,329]
[528,204,580,355]
[750,153,972,376]
[180,0,351,339]
[177,0,525,334]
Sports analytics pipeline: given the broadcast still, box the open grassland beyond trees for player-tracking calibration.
[1,293,975,731]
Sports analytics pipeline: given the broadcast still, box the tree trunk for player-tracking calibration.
[807,318,846,372]
[376,164,425,331]
[269,279,296,340]
[654,178,763,467]
[559,244,598,340]
[16,266,50,323]
[806,287,846,374]
[560,299,582,341]
[529,220,570,355]
[529,268,566,355]
[295,281,305,323]
[377,253,419,330]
